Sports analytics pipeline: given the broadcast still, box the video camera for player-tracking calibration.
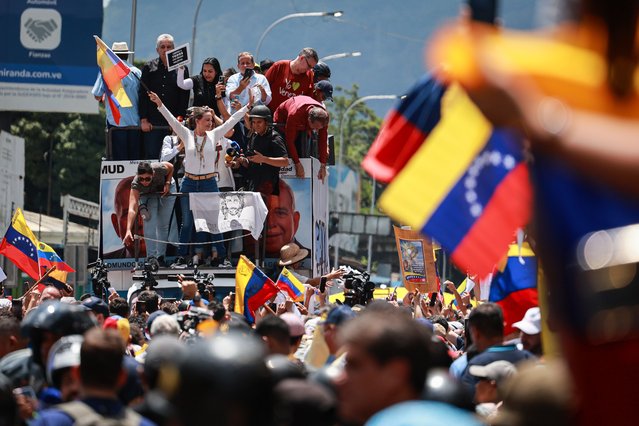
[175,307,215,339]
[131,259,159,290]
[88,259,110,300]
[168,266,215,300]
[341,267,375,307]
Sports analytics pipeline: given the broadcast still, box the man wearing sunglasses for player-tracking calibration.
[124,161,176,266]
[265,47,318,112]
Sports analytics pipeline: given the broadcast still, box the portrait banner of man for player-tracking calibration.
[259,159,313,271]
[189,192,268,238]
[99,161,178,270]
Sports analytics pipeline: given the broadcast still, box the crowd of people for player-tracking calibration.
[94,35,335,268]
[0,272,572,425]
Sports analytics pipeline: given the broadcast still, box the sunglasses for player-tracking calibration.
[304,56,314,69]
[138,176,152,183]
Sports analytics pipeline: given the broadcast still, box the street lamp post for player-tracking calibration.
[191,0,205,65]
[255,11,343,61]
[334,95,401,269]
[319,51,362,62]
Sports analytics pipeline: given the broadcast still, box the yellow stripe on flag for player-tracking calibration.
[379,83,491,227]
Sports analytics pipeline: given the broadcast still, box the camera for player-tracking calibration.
[131,259,159,290]
[88,259,110,300]
[341,267,375,307]
[168,266,215,301]
[175,307,215,339]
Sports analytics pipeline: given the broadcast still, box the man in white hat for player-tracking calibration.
[278,242,344,315]
[92,41,142,161]
[512,307,542,356]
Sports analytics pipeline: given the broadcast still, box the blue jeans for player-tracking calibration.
[177,177,226,258]
[140,180,178,258]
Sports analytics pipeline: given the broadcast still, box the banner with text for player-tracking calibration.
[0,0,102,113]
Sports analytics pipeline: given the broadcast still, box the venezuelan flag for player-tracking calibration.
[489,242,538,335]
[362,74,447,183]
[94,35,132,123]
[377,83,532,277]
[275,267,305,302]
[235,255,279,323]
[37,241,74,288]
[0,209,40,280]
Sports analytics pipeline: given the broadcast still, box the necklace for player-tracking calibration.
[194,132,206,167]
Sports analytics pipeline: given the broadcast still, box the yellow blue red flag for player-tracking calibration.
[489,242,538,335]
[94,36,132,124]
[275,267,305,302]
[367,80,532,277]
[235,255,279,323]
[0,209,40,280]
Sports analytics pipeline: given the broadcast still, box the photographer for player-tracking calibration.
[124,161,176,266]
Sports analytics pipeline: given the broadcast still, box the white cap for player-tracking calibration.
[512,307,541,335]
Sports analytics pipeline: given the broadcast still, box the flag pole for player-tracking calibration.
[18,265,66,299]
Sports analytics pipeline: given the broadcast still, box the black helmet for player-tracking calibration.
[313,61,331,81]
[169,332,273,426]
[21,301,97,338]
[247,104,272,122]
[21,301,97,366]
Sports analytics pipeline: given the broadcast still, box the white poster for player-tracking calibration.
[312,158,329,276]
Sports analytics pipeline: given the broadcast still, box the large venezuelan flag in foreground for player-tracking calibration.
[235,255,279,323]
[366,79,532,277]
[489,242,538,335]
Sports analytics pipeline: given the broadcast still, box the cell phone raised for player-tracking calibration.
[243,68,254,80]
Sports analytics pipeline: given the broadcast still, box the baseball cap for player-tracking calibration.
[323,305,355,326]
[512,307,541,335]
[82,296,109,317]
[468,360,517,384]
[314,80,333,102]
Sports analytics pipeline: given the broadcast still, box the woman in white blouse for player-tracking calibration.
[148,91,251,267]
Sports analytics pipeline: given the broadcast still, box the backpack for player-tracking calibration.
[56,401,142,426]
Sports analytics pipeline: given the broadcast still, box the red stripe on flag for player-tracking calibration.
[0,242,39,280]
[496,287,538,335]
[451,163,532,277]
[107,94,121,125]
[362,111,429,183]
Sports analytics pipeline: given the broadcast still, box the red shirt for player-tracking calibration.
[265,60,314,112]
[273,96,328,164]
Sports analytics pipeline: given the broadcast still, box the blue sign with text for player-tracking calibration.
[0,0,103,113]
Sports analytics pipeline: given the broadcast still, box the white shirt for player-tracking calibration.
[157,103,247,175]
[226,72,272,107]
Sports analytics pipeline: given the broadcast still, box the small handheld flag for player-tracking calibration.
[235,255,279,323]
[275,267,305,302]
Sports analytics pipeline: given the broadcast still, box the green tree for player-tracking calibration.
[10,109,106,217]
[327,85,384,213]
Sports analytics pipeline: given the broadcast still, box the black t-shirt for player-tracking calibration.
[244,130,287,195]
[138,58,190,125]
[191,74,222,117]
